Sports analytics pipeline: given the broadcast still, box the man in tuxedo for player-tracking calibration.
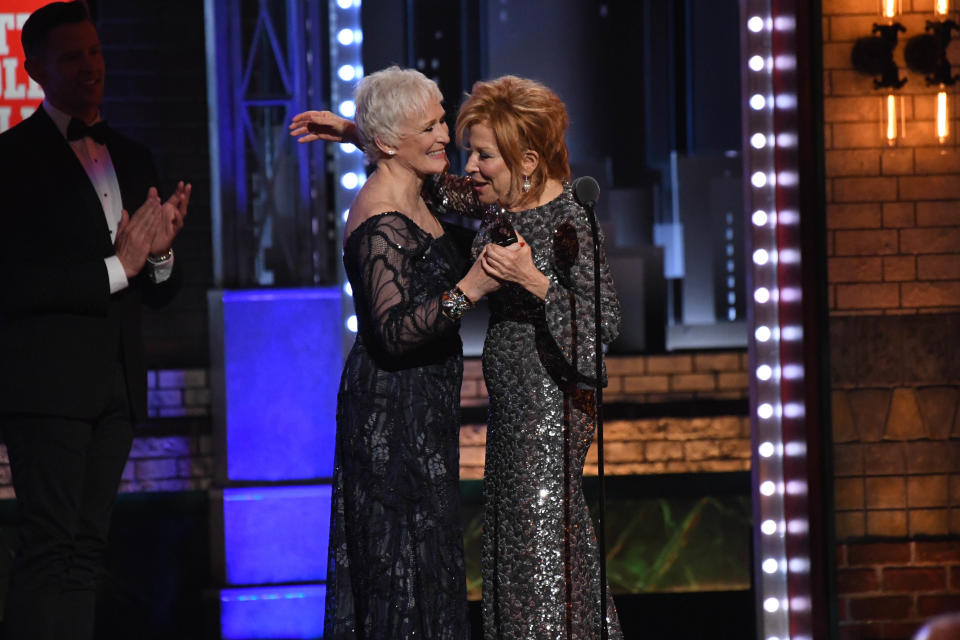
[0,3,190,638]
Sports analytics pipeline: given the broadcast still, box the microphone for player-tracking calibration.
[572,172,609,640]
[572,176,600,208]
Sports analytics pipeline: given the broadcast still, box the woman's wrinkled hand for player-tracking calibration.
[289,110,357,144]
[480,231,550,299]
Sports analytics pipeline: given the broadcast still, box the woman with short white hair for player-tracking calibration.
[291,66,498,638]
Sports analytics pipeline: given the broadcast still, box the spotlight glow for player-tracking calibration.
[337,28,355,45]
[760,481,776,496]
[755,326,772,342]
[761,519,778,535]
[340,143,358,154]
[338,64,356,81]
[752,210,769,226]
[759,441,775,458]
[764,598,780,613]
[751,171,768,187]
[762,558,780,574]
[748,16,765,32]
[343,282,353,297]
[751,133,767,149]
[345,315,358,332]
[756,365,773,381]
[750,94,767,110]
[754,287,771,303]
[340,172,360,189]
[749,55,765,71]
[753,249,770,265]
[339,100,356,117]
[758,403,774,419]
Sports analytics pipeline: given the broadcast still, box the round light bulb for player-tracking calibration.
[758,403,774,419]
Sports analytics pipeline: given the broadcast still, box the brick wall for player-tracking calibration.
[459,352,750,480]
[0,354,748,490]
[824,1,960,637]
[837,541,960,639]
[824,1,960,315]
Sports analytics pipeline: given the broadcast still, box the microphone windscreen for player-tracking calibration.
[572,176,600,208]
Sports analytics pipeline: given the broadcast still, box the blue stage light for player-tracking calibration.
[223,485,332,585]
[220,585,326,639]
[220,289,341,481]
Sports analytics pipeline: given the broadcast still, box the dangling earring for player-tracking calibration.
[522,175,531,193]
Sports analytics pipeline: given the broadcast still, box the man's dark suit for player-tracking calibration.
[0,108,177,639]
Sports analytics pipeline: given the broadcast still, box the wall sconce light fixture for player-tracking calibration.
[852,22,908,89]
[853,12,908,145]
[905,11,958,145]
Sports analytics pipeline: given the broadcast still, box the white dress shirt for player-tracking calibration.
[42,101,172,293]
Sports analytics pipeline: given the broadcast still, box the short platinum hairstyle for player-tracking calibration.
[353,66,443,162]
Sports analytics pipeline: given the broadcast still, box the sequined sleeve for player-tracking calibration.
[422,172,494,220]
[356,213,456,356]
[544,203,621,386]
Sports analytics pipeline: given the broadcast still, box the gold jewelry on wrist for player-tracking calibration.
[147,248,174,265]
[440,286,474,321]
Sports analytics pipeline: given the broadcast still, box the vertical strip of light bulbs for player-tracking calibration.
[329,0,364,346]
[744,3,789,640]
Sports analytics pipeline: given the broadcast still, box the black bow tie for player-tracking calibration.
[66,118,109,144]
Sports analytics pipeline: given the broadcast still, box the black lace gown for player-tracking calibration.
[324,212,471,639]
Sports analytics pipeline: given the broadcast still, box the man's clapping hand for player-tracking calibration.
[150,181,191,256]
[115,187,162,279]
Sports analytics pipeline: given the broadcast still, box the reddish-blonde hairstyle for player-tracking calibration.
[456,76,570,208]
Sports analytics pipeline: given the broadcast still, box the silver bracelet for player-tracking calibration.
[440,286,474,321]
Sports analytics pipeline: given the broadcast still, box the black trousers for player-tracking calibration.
[1,365,134,640]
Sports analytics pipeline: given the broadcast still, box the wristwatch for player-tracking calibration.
[147,248,174,265]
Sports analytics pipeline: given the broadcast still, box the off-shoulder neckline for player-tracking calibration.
[344,211,447,249]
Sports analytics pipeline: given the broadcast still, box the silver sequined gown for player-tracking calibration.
[427,174,623,639]
[471,185,623,639]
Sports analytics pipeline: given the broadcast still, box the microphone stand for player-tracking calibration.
[574,178,609,640]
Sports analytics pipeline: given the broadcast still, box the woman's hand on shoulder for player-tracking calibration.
[289,110,358,144]
[480,231,550,300]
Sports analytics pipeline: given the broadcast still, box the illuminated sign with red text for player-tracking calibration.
[1,2,48,133]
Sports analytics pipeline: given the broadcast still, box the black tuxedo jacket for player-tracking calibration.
[0,108,177,421]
